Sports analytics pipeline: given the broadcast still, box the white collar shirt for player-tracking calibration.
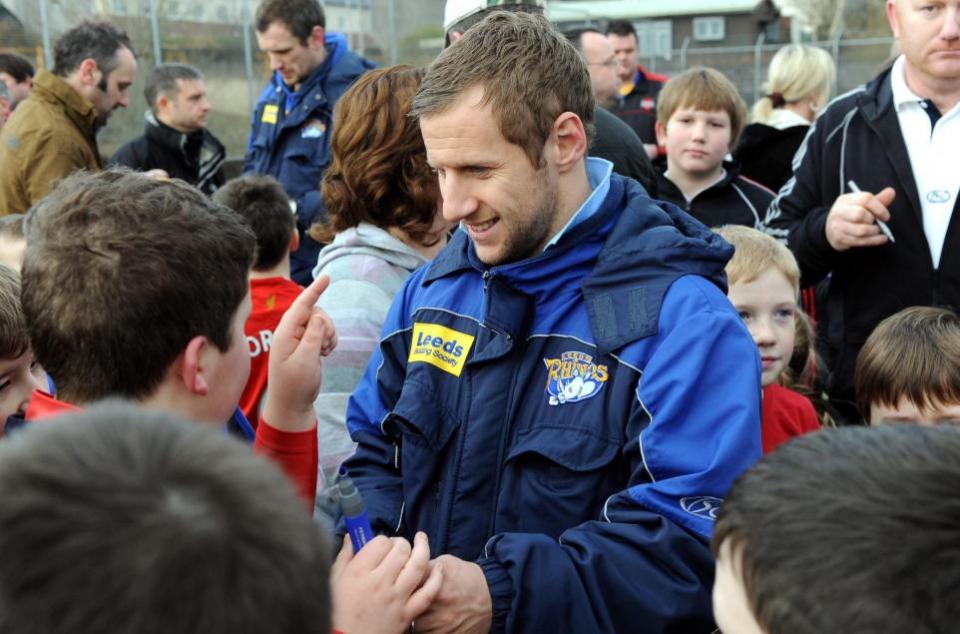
[890,54,960,269]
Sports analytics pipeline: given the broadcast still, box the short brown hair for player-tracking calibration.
[713,225,799,297]
[0,401,331,634]
[0,264,28,360]
[412,11,595,168]
[214,174,295,271]
[22,170,255,404]
[656,67,748,147]
[854,306,960,422]
[713,424,960,633]
[255,0,325,43]
[310,65,439,246]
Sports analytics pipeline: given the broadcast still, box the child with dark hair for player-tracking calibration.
[21,169,333,504]
[712,424,960,634]
[715,225,820,452]
[0,401,334,634]
[214,174,302,427]
[0,264,46,432]
[855,306,960,425]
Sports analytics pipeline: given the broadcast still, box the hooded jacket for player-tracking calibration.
[311,223,428,518]
[110,112,226,195]
[0,70,102,215]
[656,161,775,230]
[343,173,762,632]
[763,67,960,412]
[244,33,376,284]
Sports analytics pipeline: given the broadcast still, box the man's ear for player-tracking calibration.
[176,336,211,397]
[655,119,667,147]
[308,25,326,50]
[78,58,101,88]
[552,112,588,174]
[886,0,900,39]
[289,229,300,254]
[155,94,170,116]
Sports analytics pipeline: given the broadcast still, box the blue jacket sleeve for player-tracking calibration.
[477,276,762,633]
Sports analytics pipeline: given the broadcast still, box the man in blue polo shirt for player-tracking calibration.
[246,0,374,285]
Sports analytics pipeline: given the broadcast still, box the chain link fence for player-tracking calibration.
[0,1,893,161]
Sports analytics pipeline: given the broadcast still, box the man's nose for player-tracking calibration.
[440,174,479,223]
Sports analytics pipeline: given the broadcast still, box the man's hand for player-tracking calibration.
[332,533,443,634]
[413,555,492,634]
[825,186,896,252]
[261,274,337,432]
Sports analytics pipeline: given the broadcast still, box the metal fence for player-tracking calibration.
[0,0,894,161]
[646,35,895,108]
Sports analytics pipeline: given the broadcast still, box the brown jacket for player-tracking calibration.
[0,70,101,215]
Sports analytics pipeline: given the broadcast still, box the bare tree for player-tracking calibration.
[774,0,847,40]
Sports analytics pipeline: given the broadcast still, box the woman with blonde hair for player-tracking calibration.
[734,44,836,191]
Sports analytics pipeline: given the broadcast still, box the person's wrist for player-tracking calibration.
[262,397,315,432]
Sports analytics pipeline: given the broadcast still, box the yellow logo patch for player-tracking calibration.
[408,323,475,377]
[261,104,279,124]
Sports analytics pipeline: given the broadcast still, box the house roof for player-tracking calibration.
[546,0,765,21]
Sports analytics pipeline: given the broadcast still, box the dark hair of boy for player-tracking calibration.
[0,53,34,83]
[713,424,960,634]
[854,306,960,422]
[21,169,255,404]
[255,0,325,42]
[0,214,24,240]
[51,20,135,80]
[143,63,203,113]
[214,174,294,271]
[0,401,331,634]
[604,18,637,39]
[0,264,28,360]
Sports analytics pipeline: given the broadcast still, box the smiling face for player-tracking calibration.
[420,85,563,266]
[657,106,732,181]
[728,268,797,387]
[256,21,326,91]
[888,0,960,89]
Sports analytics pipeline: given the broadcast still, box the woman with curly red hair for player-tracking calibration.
[309,65,447,522]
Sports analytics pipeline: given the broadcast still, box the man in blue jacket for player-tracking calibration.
[343,12,761,633]
[246,0,374,285]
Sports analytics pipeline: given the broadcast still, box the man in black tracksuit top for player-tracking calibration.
[765,0,960,421]
[111,64,225,195]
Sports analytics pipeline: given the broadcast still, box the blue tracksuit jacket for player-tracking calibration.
[343,173,762,632]
[244,32,375,285]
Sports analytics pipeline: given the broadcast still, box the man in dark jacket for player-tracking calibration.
[765,0,960,421]
[606,19,668,160]
[111,64,225,195]
[245,0,375,285]
[343,12,761,633]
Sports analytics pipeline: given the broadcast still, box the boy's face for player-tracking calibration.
[871,397,960,426]
[713,541,765,634]
[198,291,253,425]
[727,269,797,387]
[0,350,47,430]
[656,107,732,180]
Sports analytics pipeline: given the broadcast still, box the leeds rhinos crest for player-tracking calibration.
[543,351,609,406]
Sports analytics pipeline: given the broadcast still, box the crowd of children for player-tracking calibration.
[0,9,958,634]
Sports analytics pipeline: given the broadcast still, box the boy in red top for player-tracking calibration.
[19,169,335,504]
[214,175,303,427]
[715,225,820,452]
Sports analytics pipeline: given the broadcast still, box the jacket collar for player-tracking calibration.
[30,70,99,141]
[425,174,733,352]
[144,112,205,157]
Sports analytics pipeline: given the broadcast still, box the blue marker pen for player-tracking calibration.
[339,475,374,551]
